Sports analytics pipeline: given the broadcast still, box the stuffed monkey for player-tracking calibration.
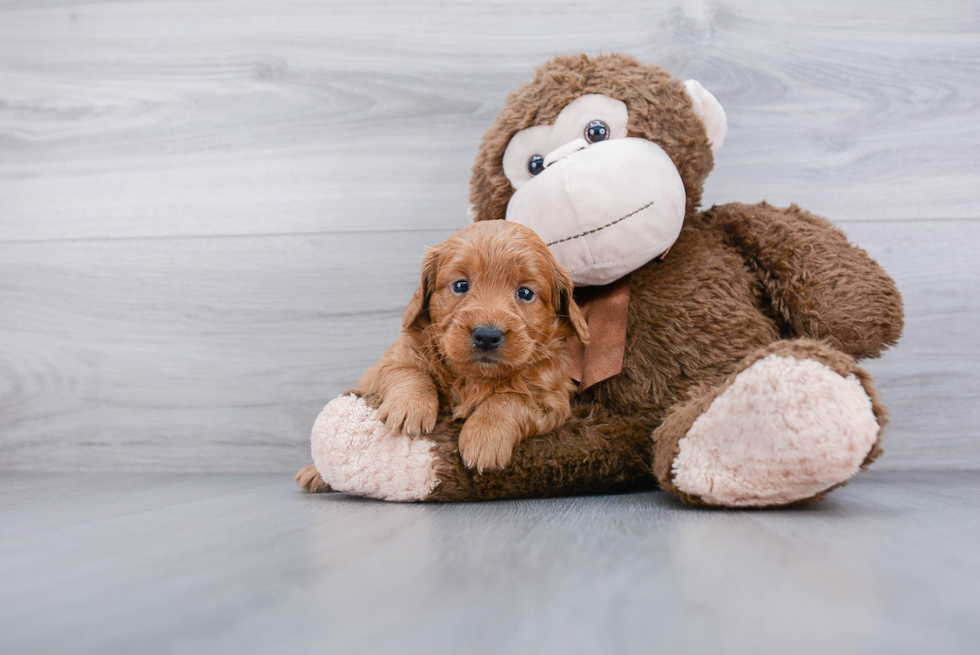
[296,53,903,507]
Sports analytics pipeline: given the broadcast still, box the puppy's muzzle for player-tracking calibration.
[471,325,504,352]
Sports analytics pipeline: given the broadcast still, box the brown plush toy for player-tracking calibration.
[296,53,904,507]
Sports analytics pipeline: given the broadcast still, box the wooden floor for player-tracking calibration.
[2,471,979,654]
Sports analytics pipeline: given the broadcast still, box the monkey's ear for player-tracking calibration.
[683,80,727,155]
[552,263,590,344]
[402,246,442,332]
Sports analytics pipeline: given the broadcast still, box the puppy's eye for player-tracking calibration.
[516,287,535,302]
[451,280,469,294]
[528,155,545,176]
[585,120,610,144]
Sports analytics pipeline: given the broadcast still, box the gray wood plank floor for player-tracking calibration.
[2,471,979,654]
[1,0,979,471]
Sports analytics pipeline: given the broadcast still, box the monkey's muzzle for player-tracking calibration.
[505,137,686,287]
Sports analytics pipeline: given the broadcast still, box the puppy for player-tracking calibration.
[357,220,589,472]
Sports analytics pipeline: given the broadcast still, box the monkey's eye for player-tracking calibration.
[527,155,545,176]
[451,280,469,294]
[516,287,535,302]
[585,120,610,144]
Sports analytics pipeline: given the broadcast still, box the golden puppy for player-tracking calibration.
[358,220,589,472]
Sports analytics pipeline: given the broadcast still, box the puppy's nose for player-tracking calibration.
[471,325,504,352]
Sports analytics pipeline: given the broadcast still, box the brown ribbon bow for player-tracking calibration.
[565,272,631,390]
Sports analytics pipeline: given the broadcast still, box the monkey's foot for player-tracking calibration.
[654,341,883,507]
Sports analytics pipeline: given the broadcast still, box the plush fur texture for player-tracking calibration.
[299,53,904,507]
[671,354,880,507]
[414,399,659,502]
[471,53,716,222]
[500,92,688,285]
[358,220,589,472]
[652,339,888,507]
[308,394,440,502]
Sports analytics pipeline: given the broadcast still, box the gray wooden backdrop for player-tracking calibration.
[1,0,978,472]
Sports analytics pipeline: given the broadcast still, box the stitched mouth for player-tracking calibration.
[546,200,655,247]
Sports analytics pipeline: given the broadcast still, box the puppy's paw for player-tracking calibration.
[459,417,518,473]
[377,387,439,437]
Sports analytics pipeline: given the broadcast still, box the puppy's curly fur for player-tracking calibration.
[357,220,589,472]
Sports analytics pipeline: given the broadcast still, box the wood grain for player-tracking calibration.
[2,471,979,653]
[0,220,977,471]
[1,0,978,472]
[0,229,454,471]
[847,221,980,469]
[1,0,978,242]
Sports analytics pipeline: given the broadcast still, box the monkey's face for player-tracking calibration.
[475,56,728,287]
[502,94,688,287]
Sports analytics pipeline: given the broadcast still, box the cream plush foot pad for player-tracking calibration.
[671,355,880,507]
[310,394,440,502]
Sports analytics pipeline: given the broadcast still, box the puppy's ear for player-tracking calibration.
[402,245,442,332]
[552,263,590,344]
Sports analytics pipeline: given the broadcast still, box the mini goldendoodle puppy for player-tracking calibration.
[357,220,589,472]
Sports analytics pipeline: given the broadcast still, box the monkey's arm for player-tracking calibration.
[301,392,657,501]
[430,401,656,500]
[707,202,904,359]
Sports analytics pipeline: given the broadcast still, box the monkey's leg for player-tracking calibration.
[652,339,886,508]
[302,392,655,502]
